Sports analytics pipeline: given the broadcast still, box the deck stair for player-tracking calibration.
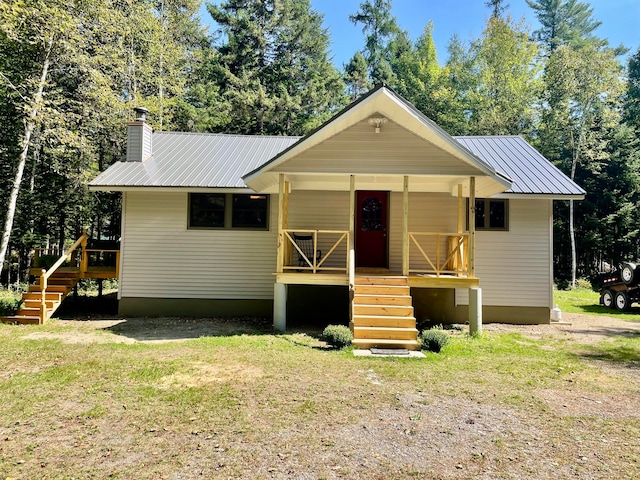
[351,275,420,350]
[2,271,80,325]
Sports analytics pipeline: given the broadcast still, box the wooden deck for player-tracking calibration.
[276,270,478,289]
[29,266,118,280]
[3,232,120,325]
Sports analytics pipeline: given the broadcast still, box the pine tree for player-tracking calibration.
[204,0,345,135]
[486,0,509,18]
[344,52,372,101]
[349,0,400,85]
[624,47,640,129]
[526,0,602,52]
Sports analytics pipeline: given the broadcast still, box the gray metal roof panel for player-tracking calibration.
[454,136,585,196]
[91,130,583,196]
[90,132,301,188]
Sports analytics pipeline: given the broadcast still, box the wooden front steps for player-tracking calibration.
[2,272,79,325]
[351,275,420,351]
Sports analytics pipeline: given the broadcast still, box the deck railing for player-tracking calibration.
[32,231,120,323]
[408,232,470,277]
[282,229,350,274]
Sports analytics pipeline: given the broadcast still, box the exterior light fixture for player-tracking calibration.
[368,116,388,133]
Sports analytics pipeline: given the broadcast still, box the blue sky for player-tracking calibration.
[199,0,640,68]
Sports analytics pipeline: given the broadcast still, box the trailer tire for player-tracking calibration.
[601,290,614,308]
[615,291,631,312]
[621,263,637,286]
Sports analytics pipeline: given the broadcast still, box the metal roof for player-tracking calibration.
[455,136,585,196]
[90,132,301,189]
[90,127,583,197]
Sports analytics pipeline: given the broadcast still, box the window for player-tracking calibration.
[469,198,509,231]
[189,193,269,230]
[189,193,225,228]
[360,196,383,231]
[232,194,268,229]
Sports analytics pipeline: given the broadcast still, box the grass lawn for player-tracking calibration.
[555,287,640,321]
[1,317,639,479]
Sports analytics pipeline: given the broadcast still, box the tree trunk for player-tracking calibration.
[0,38,53,279]
[569,199,576,287]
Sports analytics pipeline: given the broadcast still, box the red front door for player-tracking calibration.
[356,191,389,268]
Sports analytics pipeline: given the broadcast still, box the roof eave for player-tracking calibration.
[493,192,586,200]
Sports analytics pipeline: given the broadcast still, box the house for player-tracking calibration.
[89,84,584,349]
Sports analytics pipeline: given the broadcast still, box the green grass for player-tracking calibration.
[554,287,640,321]
[0,319,638,479]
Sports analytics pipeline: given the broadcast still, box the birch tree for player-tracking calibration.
[0,0,83,279]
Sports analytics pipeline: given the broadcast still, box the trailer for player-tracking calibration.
[596,262,640,311]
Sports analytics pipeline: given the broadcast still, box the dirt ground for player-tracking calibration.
[26,310,640,346]
[4,312,640,479]
[483,312,640,344]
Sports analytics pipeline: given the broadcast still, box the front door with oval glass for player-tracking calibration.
[355,190,389,268]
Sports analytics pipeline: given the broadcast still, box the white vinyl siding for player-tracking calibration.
[456,199,552,307]
[121,191,552,308]
[120,192,277,299]
[274,119,480,176]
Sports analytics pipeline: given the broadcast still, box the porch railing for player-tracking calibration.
[408,232,470,277]
[282,229,350,274]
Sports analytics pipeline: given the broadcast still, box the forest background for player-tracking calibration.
[1,0,639,288]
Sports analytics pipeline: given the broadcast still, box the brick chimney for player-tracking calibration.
[126,107,152,162]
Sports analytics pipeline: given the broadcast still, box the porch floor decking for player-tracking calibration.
[275,271,479,289]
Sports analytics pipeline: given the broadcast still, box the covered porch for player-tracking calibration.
[240,85,512,346]
[270,173,484,341]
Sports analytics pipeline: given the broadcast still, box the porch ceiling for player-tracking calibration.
[254,173,506,197]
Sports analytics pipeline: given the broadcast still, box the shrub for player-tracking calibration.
[321,325,353,349]
[419,327,450,353]
[573,278,592,291]
[0,291,22,316]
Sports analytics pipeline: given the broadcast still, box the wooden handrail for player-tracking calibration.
[41,230,87,282]
[409,231,470,277]
[36,230,87,323]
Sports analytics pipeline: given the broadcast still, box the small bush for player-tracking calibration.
[0,291,22,316]
[321,325,353,349]
[419,327,450,353]
[573,278,592,290]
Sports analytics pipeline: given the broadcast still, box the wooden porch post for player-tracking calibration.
[457,184,463,234]
[402,176,409,276]
[274,173,287,331]
[457,184,464,277]
[283,180,290,268]
[276,174,285,274]
[348,175,356,325]
[80,228,88,278]
[468,176,482,335]
[468,177,476,278]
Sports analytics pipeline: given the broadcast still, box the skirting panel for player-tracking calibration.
[411,288,550,325]
[119,297,273,317]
